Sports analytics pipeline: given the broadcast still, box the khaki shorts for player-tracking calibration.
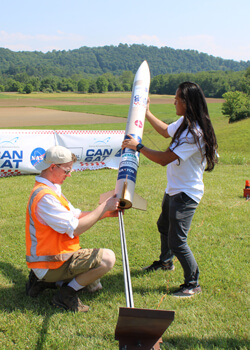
[42,248,103,283]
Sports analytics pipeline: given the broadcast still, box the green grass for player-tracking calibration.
[0,94,249,349]
[0,91,132,100]
[39,103,178,122]
[0,93,28,99]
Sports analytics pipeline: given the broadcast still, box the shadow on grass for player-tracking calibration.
[0,262,71,350]
[0,266,141,302]
[0,262,169,313]
[0,263,152,308]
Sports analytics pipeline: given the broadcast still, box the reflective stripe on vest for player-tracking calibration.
[26,252,74,263]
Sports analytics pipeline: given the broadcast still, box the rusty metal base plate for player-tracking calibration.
[115,307,175,350]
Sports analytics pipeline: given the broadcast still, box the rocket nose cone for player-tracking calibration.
[138,60,149,72]
[134,60,150,83]
[141,60,149,68]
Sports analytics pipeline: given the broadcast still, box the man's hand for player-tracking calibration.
[74,195,120,235]
[101,195,120,219]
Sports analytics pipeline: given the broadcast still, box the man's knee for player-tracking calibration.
[102,248,116,271]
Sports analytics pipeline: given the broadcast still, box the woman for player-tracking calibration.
[122,82,218,298]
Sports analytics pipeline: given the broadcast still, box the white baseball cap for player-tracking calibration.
[35,145,72,171]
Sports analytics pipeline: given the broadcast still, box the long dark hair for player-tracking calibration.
[171,81,218,171]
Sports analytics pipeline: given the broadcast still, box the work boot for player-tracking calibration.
[51,286,89,312]
[26,270,57,297]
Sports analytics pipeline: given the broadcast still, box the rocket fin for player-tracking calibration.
[99,190,147,211]
[99,190,115,204]
[132,193,147,211]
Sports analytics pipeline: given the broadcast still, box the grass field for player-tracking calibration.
[0,93,249,349]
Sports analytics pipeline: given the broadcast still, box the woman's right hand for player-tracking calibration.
[146,97,151,119]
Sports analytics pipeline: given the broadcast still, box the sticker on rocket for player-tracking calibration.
[133,86,148,108]
[135,120,143,128]
[117,134,140,183]
[120,156,138,170]
[117,165,137,183]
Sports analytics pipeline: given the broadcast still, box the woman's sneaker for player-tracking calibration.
[143,260,175,272]
[173,284,202,298]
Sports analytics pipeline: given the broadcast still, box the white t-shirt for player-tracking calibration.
[31,176,81,279]
[166,116,206,203]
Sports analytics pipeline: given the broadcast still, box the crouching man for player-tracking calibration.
[26,145,119,312]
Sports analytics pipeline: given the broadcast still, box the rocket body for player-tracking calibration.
[115,61,150,209]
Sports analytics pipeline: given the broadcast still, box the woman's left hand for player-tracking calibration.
[121,134,138,150]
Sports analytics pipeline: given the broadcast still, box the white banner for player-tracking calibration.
[0,130,124,178]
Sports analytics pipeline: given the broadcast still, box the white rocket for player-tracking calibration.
[100,60,150,210]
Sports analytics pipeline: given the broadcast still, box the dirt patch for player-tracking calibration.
[0,107,125,128]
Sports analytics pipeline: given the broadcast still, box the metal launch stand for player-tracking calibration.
[115,210,175,350]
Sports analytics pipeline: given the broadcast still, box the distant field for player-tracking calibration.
[0,92,223,129]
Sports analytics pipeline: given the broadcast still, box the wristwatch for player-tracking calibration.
[136,143,144,152]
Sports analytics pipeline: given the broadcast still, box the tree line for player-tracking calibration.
[0,68,249,98]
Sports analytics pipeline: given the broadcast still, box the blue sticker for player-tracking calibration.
[117,166,137,183]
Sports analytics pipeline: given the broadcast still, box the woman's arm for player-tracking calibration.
[146,101,170,139]
[122,135,179,166]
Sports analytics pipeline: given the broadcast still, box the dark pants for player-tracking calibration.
[157,192,199,286]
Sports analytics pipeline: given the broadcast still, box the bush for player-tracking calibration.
[222,91,250,123]
[78,78,89,93]
[23,83,33,94]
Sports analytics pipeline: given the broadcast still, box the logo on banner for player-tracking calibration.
[30,148,46,167]
[93,137,111,145]
[85,148,113,162]
[0,150,23,168]
[0,137,19,147]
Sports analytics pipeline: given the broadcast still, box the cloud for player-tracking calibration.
[0,30,86,52]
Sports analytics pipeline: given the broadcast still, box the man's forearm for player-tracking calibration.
[74,203,107,236]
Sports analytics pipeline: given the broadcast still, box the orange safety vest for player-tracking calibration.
[26,182,81,269]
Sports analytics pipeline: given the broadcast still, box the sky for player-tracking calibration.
[0,0,249,62]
